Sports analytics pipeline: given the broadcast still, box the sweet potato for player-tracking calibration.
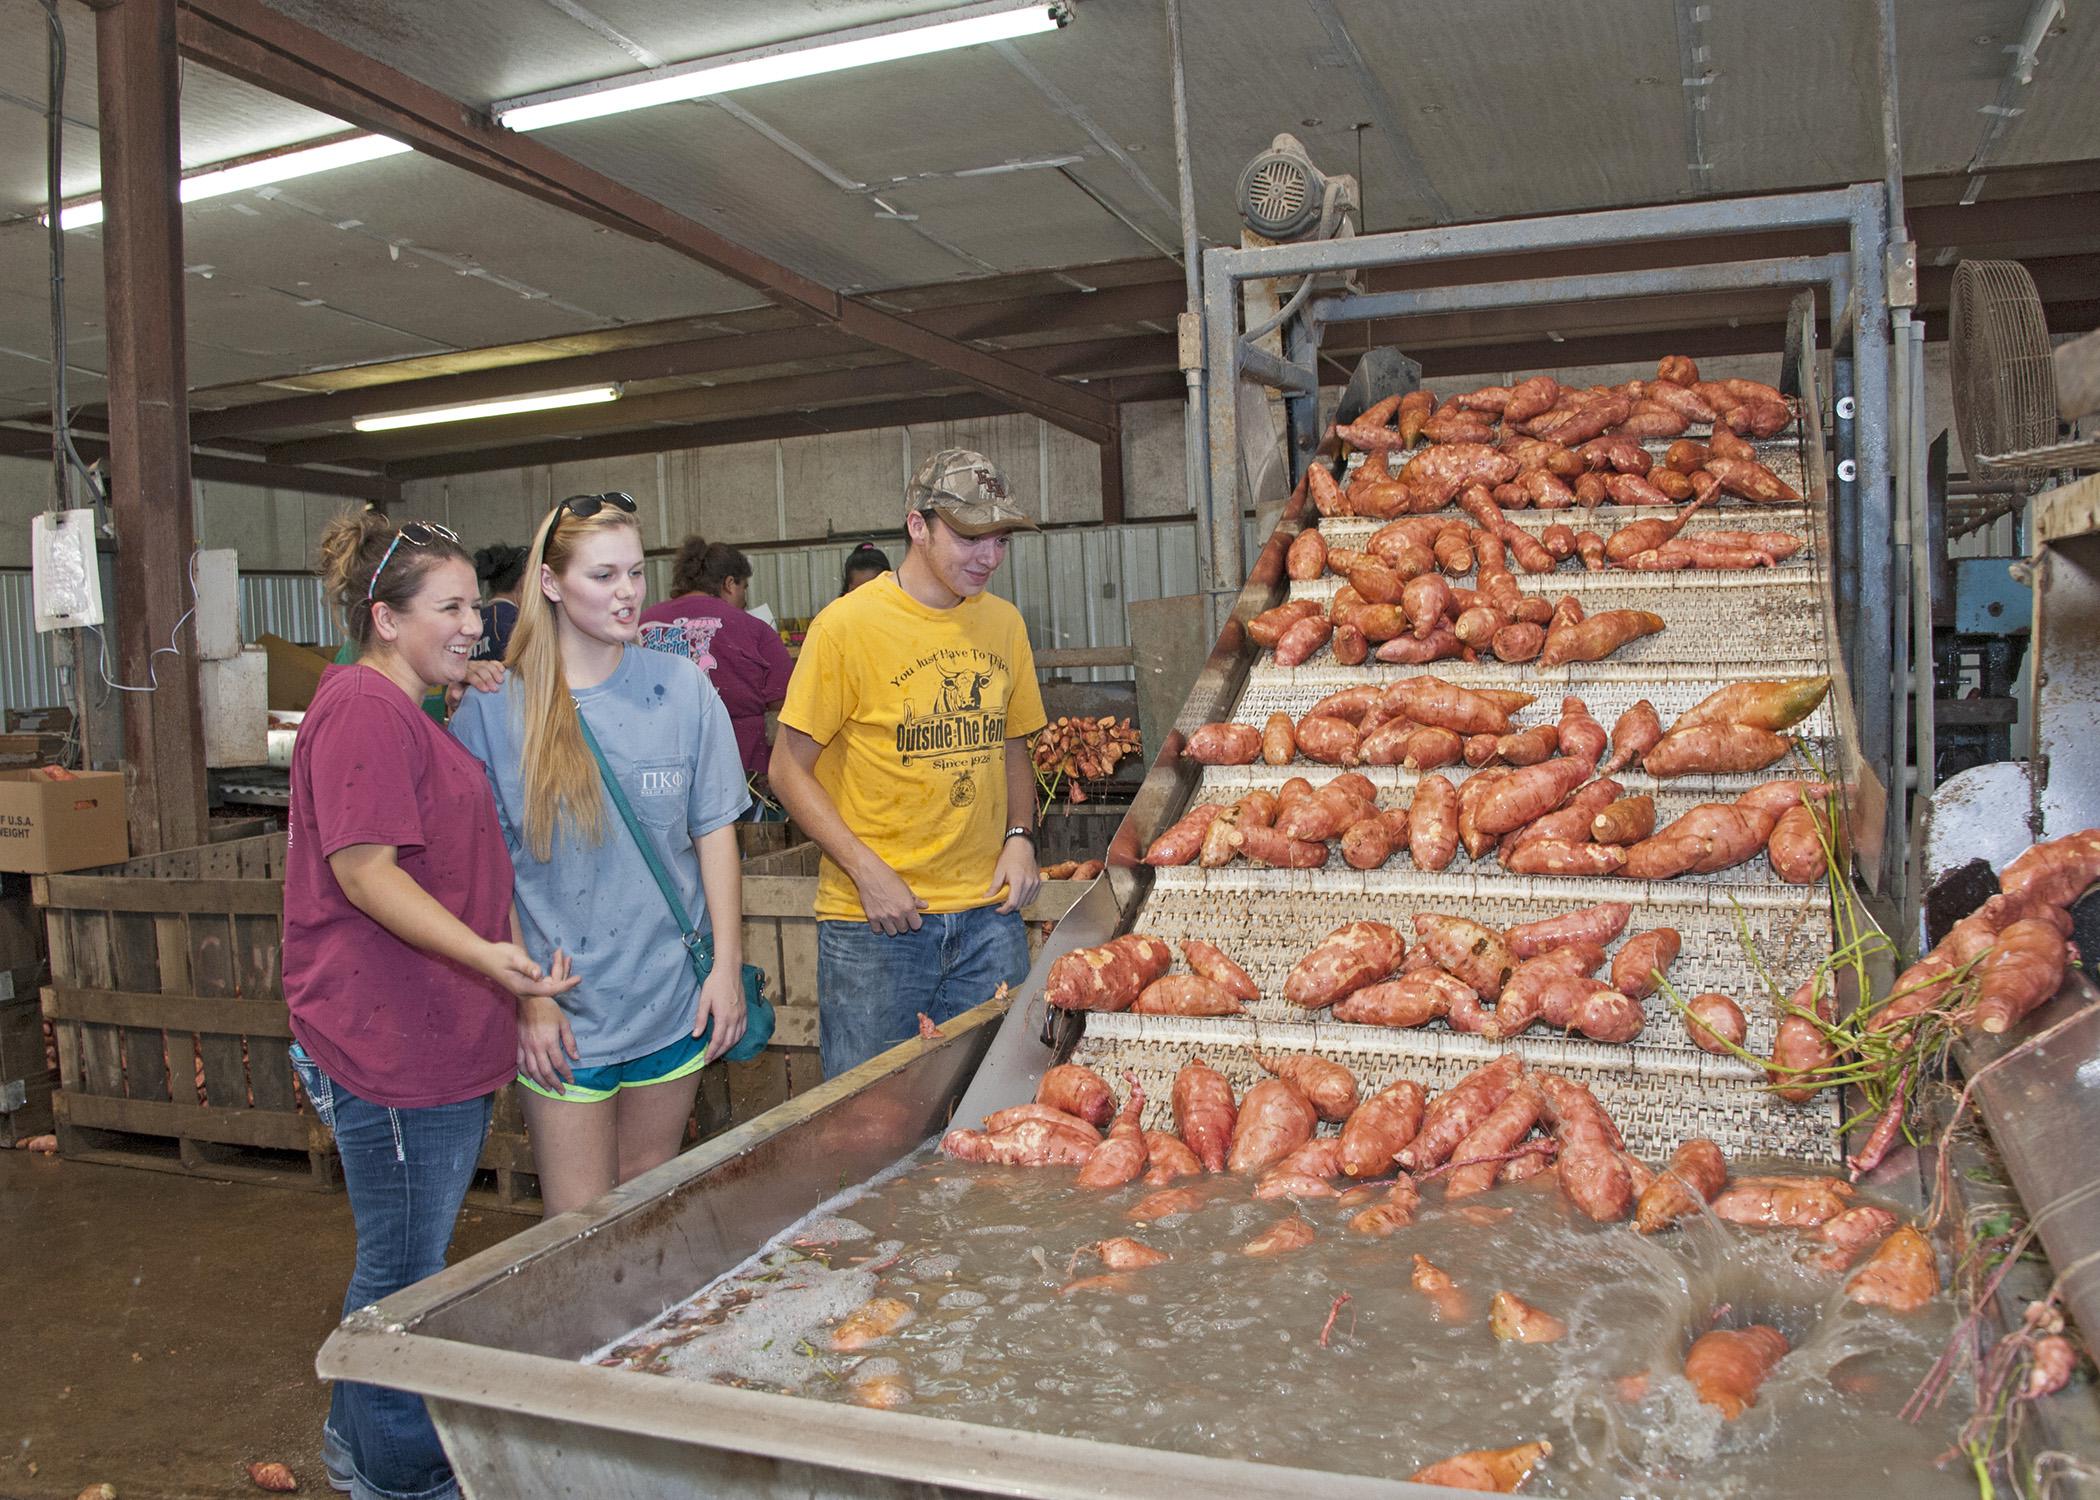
[1339,815,1398,870]
[1589,794,1655,845]
[1643,723,1792,778]
[1971,919,2071,1034]
[1601,700,1662,774]
[1481,726,1551,770]
[1143,803,1220,866]
[1767,802,1834,882]
[1409,774,1460,871]
[1502,838,1628,877]
[1634,1138,1727,1233]
[1410,1253,1473,1322]
[1549,1145,1637,1222]
[1043,935,1174,1012]
[1037,1063,1116,1126]
[1506,902,1632,960]
[1557,697,1608,768]
[1247,598,1321,648]
[1374,627,1463,664]
[1410,1440,1551,1493]
[1444,1082,1545,1198]
[1559,986,1645,1043]
[1197,802,1243,869]
[1133,975,1245,1016]
[1171,1057,1237,1172]
[1399,1054,1525,1172]
[941,1121,1094,1167]
[1329,623,1367,665]
[1227,1078,1318,1173]
[1611,928,1681,1001]
[983,1102,1099,1141]
[1415,913,1518,999]
[1332,970,1474,1028]
[1673,675,1831,735]
[1768,1014,1834,1104]
[832,1295,918,1350]
[1489,1290,1567,1344]
[1686,1326,1789,1418]
[1812,1205,1899,1271]
[1180,939,1257,1002]
[1241,1214,1317,1257]
[1141,1132,1203,1184]
[1285,527,1328,581]
[1348,1174,1423,1236]
[1472,758,1594,837]
[1183,722,1261,765]
[1502,775,1622,854]
[1684,992,1747,1054]
[2000,828,2100,909]
[1339,1078,1428,1177]
[1711,1174,1854,1228]
[1541,609,1665,667]
[1308,460,1352,514]
[1484,622,1540,663]
[1274,781,1373,841]
[1705,453,1799,503]
[1845,1225,1939,1312]
[1274,614,1334,667]
[1284,919,1408,1009]
[1258,712,1296,766]
[1432,523,1475,574]
[1234,823,1329,869]
[1256,1051,1360,1123]
[1382,675,1514,736]
[1292,714,1361,768]
[1402,573,1452,640]
[1125,1184,1206,1221]
[1076,1076,1149,1189]
[1254,1137,1346,1199]
[1397,388,1436,446]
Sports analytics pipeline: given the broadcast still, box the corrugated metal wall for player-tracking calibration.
[0,520,1235,710]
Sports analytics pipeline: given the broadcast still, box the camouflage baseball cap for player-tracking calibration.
[906,448,1040,537]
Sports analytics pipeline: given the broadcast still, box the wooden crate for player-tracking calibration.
[0,872,50,1145]
[36,832,340,1190]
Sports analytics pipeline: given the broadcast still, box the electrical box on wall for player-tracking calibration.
[194,549,241,660]
[31,509,103,632]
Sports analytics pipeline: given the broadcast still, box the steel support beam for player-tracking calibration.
[173,0,1117,448]
[98,0,207,855]
[0,426,387,501]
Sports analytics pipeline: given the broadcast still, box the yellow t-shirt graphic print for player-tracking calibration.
[781,574,1047,922]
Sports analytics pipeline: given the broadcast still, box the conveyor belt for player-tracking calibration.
[1072,422,1845,1163]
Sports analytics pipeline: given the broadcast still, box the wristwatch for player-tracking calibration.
[1002,826,1036,846]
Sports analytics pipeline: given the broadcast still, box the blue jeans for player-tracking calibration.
[817,906,1030,1078]
[291,1045,493,1500]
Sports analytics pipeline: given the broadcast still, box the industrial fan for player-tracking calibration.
[1949,259,2062,476]
[1235,133,1359,244]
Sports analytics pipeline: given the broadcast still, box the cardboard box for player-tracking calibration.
[258,632,334,711]
[0,769,127,873]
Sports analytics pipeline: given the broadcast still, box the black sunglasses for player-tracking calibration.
[367,520,460,602]
[555,491,638,520]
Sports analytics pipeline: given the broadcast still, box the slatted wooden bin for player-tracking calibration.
[35,833,333,1188]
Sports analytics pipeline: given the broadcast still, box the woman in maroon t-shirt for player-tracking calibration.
[283,511,578,1500]
[639,535,792,815]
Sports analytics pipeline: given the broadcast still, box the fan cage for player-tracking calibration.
[1951,259,2059,471]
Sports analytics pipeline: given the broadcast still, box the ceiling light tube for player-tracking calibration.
[352,384,622,433]
[48,133,412,231]
[495,1,1069,133]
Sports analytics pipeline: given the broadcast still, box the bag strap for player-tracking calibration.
[576,710,702,953]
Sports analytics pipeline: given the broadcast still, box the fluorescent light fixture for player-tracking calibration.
[352,385,622,433]
[50,133,412,230]
[495,1,1068,132]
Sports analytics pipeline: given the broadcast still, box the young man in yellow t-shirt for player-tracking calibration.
[771,450,1049,1077]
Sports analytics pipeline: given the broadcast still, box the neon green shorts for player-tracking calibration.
[517,1030,707,1104]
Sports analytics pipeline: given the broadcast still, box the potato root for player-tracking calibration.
[1043,934,1173,1012]
[1490,1290,1568,1344]
[1711,1175,1855,1228]
[1768,802,1833,882]
[1227,1079,1319,1174]
[1179,939,1257,1002]
[1409,774,1461,871]
[1242,1214,1317,1257]
[1633,1138,1728,1234]
[1643,724,1793,778]
[1076,1075,1149,1189]
[1285,527,1327,580]
[1410,1440,1551,1493]
[1348,1174,1424,1236]
[1332,970,1475,1029]
[1445,1083,1546,1198]
[1601,699,1662,774]
[1684,992,1747,1054]
[1590,794,1656,845]
[1340,1078,1428,1177]
[1685,1325,1789,1418]
[1845,1225,1939,1312]
[1256,1050,1361,1122]
[1410,1254,1473,1322]
[1972,918,2071,1034]
[1505,901,1632,959]
[1673,675,1831,735]
[984,1102,1101,1138]
[1133,975,1244,1016]
[1274,614,1334,667]
[1143,803,1220,866]
[1611,928,1681,1002]
[1037,1063,1116,1126]
[1540,609,1666,667]
[1141,1132,1203,1184]
[1414,913,1519,999]
[1171,1058,1237,1173]
[1999,828,2100,908]
[1183,722,1261,765]
[1285,919,1408,1008]
[1400,1054,1524,1172]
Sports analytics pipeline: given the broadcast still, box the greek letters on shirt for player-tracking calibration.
[890,647,1008,771]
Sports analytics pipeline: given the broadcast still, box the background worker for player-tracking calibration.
[839,541,891,596]
[771,449,1047,1078]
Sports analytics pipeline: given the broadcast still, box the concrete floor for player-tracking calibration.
[0,1151,530,1500]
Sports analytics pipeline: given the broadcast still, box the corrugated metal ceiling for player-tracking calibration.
[0,0,2093,428]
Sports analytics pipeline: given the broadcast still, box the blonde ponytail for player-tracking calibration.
[504,501,643,860]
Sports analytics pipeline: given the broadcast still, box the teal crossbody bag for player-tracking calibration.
[577,714,775,1063]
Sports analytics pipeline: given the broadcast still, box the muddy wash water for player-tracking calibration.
[593,1143,1969,1496]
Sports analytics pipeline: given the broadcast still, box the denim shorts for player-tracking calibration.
[516,1030,708,1104]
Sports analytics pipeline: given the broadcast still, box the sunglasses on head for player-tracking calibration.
[555,491,638,521]
[367,520,461,602]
